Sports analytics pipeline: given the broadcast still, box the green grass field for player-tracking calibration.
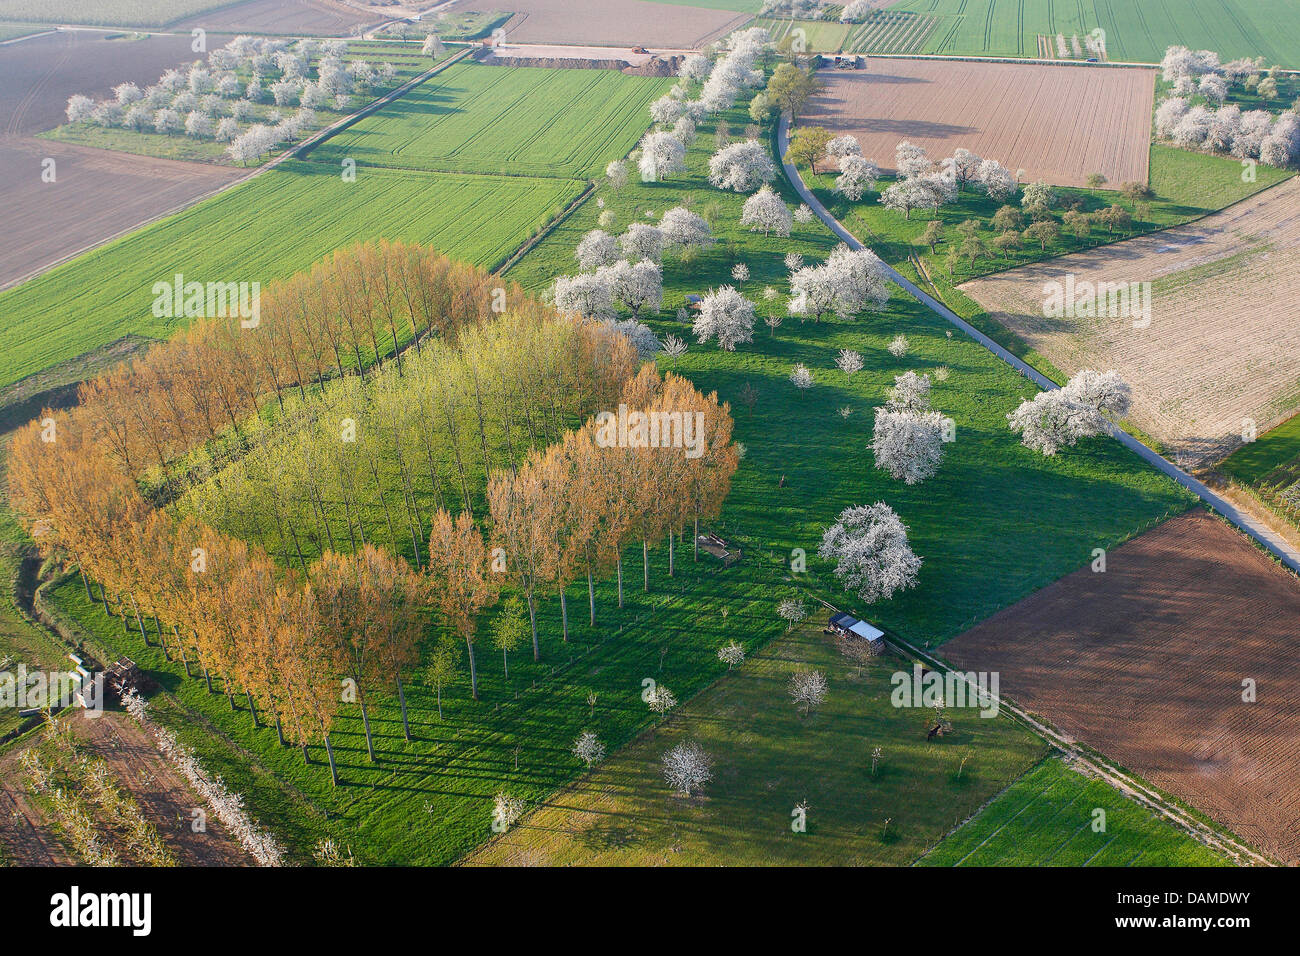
[469,624,1048,865]
[0,0,230,27]
[0,62,677,391]
[306,62,671,180]
[0,163,579,390]
[893,0,1300,67]
[755,17,854,52]
[919,757,1229,866]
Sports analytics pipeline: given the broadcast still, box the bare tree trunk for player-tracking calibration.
[643,540,649,592]
[617,557,624,609]
[526,590,539,661]
[559,591,569,643]
[396,674,411,741]
[324,733,339,786]
[359,691,376,762]
[466,638,479,700]
[587,567,595,626]
[245,689,260,728]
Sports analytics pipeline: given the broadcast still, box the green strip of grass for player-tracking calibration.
[1221,413,1300,484]
[919,756,1230,866]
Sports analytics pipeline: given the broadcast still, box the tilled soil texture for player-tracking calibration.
[175,0,379,36]
[958,176,1300,467]
[0,137,241,289]
[448,0,751,49]
[943,510,1300,864]
[803,58,1154,188]
[0,711,250,865]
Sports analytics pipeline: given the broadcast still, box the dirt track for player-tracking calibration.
[943,510,1300,864]
[803,58,1154,188]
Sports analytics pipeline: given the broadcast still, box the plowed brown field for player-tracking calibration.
[802,59,1154,187]
[943,510,1300,864]
[959,176,1300,467]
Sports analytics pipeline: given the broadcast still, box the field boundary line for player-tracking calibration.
[777,113,1300,576]
[0,47,474,294]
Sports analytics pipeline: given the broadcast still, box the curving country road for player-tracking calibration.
[776,114,1300,576]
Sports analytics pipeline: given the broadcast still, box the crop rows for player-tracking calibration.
[844,13,938,54]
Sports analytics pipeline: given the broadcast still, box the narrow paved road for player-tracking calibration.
[777,114,1300,575]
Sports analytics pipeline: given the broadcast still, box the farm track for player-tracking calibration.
[780,114,1289,865]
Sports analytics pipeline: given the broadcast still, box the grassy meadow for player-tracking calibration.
[919,757,1230,866]
[469,624,1048,866]
[307,62,673,180]
[0,162,580,390]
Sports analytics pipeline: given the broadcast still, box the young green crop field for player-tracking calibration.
[892,0,1300,67]
[919,757,1229,866]
[307,62,671,181]
[755,17,854,53]
[469,624,1048,866]
[0,162,579,390]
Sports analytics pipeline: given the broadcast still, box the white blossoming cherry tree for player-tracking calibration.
[818,502,922,604]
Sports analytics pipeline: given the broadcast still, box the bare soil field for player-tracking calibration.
[175,0,378,36]
[959,176,1300,467]
[943,510,1300,864]
[448,0,749,49]
[0,137,242,289]
[0,29,218,136]
[802,59,1154,187]
[0,711,249,865]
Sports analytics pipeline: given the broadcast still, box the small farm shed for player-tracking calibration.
[696,532,741,566]
[684,294,704,311]
[827,612,885,653]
